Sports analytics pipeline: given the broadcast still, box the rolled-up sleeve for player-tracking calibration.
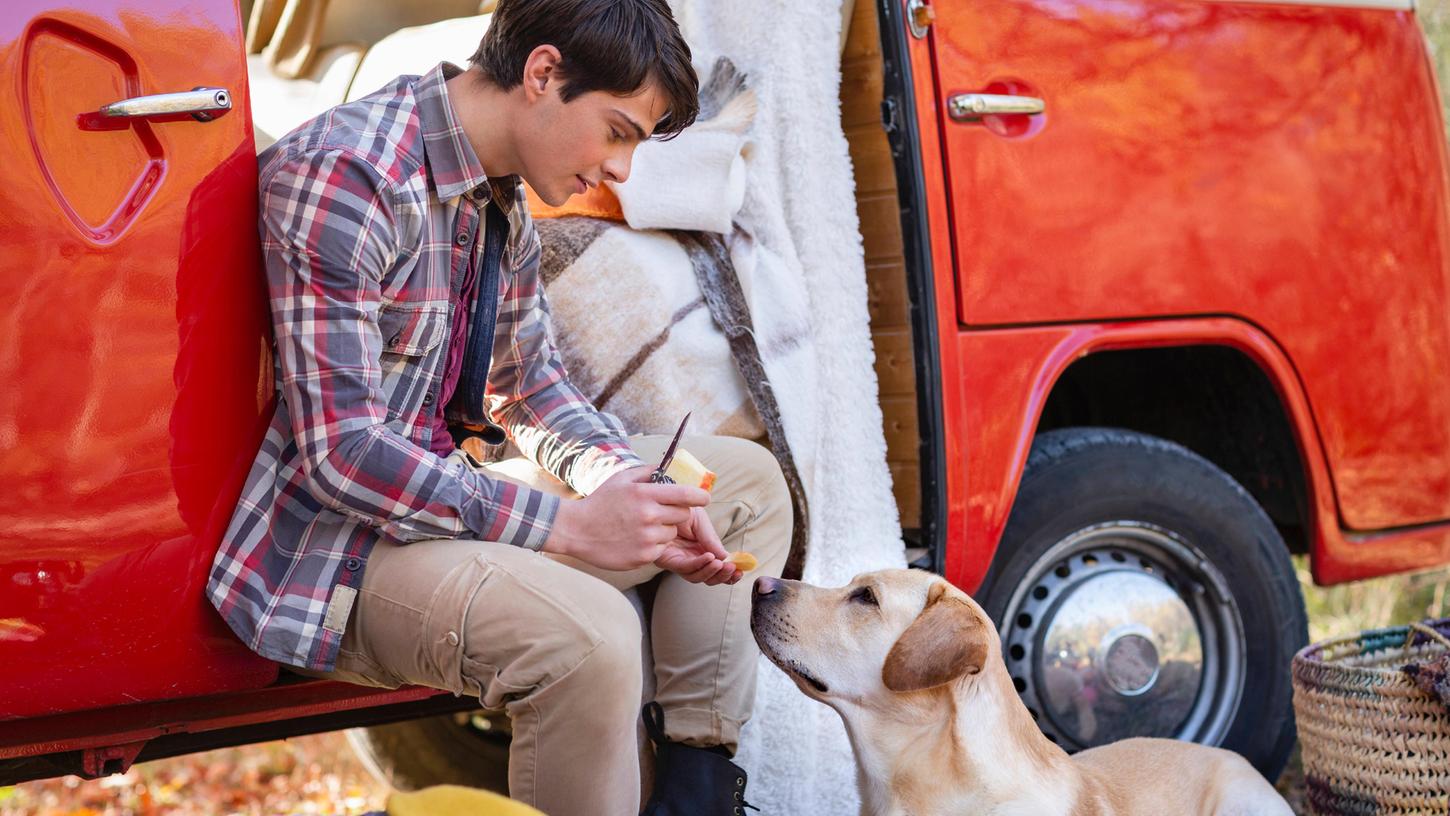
[261,148,559,549]
[485,203,644,495]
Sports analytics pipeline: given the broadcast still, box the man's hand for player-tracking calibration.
[542,466,736,584]
[655,506,742,586]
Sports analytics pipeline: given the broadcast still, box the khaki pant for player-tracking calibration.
[297,434,792,816]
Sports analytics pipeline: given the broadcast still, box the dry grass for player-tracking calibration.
[1298,558,1450,645]
[1426,0,1450,126]
[0,733,387,816]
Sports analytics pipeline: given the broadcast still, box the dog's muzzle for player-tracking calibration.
[749,577,830,694]
[750,577,788,642]
[750,576,787,620]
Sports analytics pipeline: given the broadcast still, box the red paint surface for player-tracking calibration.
[899,0,1450,592]
[0,0,277,720]
[934,0,1450,531]
[947,318,1450,592]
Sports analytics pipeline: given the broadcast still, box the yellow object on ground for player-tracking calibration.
[387,785,545,816]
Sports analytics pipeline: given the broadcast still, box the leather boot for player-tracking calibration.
[640,702,759,815]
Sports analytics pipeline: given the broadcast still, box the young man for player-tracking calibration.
[206,1,792,814]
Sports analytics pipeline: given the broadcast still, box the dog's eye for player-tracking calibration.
[849,586,878,606]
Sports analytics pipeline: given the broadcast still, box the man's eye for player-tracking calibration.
[610,129,622,141]
[849,586,877,606]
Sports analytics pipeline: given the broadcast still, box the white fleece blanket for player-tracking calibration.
[662,2,907,812]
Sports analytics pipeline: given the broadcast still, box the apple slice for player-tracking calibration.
[726,552,759,572]
[665,448,717,492]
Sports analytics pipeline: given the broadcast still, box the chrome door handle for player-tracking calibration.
[948,93,1045,120]
[98,87,232,122]
[79,86,232,131]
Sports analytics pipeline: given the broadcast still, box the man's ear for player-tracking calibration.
[521,44,562,98]
[882,581,989,692]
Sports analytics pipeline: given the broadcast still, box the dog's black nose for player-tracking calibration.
[755,576,781,596]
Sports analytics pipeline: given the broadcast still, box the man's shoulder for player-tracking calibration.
[259,75,428,191]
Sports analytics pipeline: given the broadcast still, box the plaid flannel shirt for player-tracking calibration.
[208,63,642,671]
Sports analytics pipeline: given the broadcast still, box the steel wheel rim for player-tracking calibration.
[997,521,1245,752]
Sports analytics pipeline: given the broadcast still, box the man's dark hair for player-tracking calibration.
[470,0,699,140]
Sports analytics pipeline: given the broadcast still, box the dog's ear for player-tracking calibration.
[882,581,989,692]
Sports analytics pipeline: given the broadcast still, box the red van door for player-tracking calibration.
[934,0,1450,530]
[0,0,276,719]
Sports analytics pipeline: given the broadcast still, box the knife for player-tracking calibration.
[649,412,692,484]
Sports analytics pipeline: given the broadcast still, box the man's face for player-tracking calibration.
[519,76,669,207]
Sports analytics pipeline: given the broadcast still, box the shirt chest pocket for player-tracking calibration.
[377,303,448,424]
[378,303,448,358]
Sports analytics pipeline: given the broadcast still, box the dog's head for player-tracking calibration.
[750,569,995,706]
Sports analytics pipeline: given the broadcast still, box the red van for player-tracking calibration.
[3,0,1448,789]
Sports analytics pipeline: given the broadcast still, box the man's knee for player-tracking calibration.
[734,440,792,532]
[710,438,793,569]
[716,437,790,507]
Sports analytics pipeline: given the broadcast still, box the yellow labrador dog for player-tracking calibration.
[750,569,1291,816]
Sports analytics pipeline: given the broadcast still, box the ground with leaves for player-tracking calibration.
[0,733,386,816]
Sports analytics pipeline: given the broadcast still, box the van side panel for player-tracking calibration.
[0,0,276,719]
[934,0,1450,531]
[950,320,1450,591]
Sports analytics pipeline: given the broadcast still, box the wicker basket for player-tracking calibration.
[1292,617,1450,815]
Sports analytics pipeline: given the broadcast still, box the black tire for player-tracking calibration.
[976,427,1307,780]
[346,712,510,793]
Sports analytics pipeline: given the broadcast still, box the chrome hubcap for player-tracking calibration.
[1099,626,1160,696]
[999,522,1245,751]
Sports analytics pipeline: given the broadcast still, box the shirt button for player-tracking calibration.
[455,231,471,246]
[422,392,435,406]
[343,557,361,571]
[446,631,460,646]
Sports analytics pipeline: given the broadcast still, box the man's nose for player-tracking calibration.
[755,576,781,596]
[603,152,633,185]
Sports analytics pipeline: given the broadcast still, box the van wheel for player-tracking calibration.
[347,711,510,793]
[976,427,1306,780]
